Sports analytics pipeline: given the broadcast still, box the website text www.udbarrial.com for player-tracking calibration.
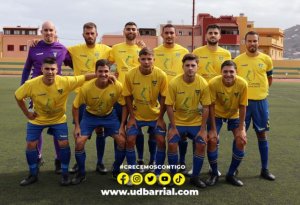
[100,187,199,196]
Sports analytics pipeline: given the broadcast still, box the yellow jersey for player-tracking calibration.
[153,44,189,81]
[73,79,125,116]
[209,75,248,119]
[193,45,231,82]
[123,66,168,121]
[234,52,273,100]
[165,74,211,126]
[108,42,140,84]
[15,75,85,125]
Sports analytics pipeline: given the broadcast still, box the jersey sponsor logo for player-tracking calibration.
[37,93,47,96]
[36,52,44,56]
[118,50,127,53]
[80,54,87,57]
[199,56,208,59]
[241,64,248,67]
[133,82,140,85]
[156,54,164,56]
[57,89,64,94]
[177,91,185,94]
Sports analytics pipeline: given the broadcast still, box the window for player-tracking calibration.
[20,45,27,51]
[188,31,192,36]
[14,30,20,35]
[4,30,11,35]
[22,30,25,35]
[178,31,183,36]
[7,45,14,51]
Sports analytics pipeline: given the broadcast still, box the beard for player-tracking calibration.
[207,39,218,46]
[126,34,136,41]
[85,38,96,46]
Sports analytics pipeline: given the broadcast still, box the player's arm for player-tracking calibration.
[156,96,166,130]
[166,105,179,141]
[208,103,218,142]
[72,105,80,138]
[125,95,137,128]
[267,75,273,87]
[84,73,97,81]
[21,52,33,85]
[119,105,128,137]
[236,105,247,145]
[15,96,37,120]
[198,105,209,142]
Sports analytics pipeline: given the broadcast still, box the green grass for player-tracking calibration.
[1,77,300,205]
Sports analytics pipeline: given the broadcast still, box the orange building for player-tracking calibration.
[236,14,284,60]
[0,26,42,58]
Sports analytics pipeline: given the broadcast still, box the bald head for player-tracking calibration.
[41,21,56,44]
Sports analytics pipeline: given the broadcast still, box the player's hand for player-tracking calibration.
[119,125,126,138]
[127,116,137,129]
[73,126,81,139]
[137,40,146,48]
[197,128,208,143]
[26,111,37,120]
[114,71,119,79]
[208,129,218,143]
[236,127,247,145]
[108,74,116,84]
[167,126,179,141]
[156,118,166,131]
[29,39,40,47]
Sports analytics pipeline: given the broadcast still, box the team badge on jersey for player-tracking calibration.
[53,52,57,57]
[57,89,63,94]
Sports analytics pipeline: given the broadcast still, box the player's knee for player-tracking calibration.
[208,136,218,147]
[126,136,136,148]
[58,140,69,148]
[115,135,126,149]
[256,131,267,139]
[26,140,38,149]
[168,143,177,153]
[156,136,166,149]
[236,138,246,150]
[75,138,86,150]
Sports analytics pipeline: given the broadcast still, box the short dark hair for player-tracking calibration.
[245,31,259,40]
[43,57,57,65]
[206,24,221,33]
[221,60,237,70]
[95,59,110,72]
[162,24,175,33]
[124,22,137,27]
[182,53,199,64]
[139,47,153,56]
[83,22,97,31]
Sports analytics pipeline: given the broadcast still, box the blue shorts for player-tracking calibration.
[246,99,270,133]
[126,120,166,137]
[168,125,201,143]
[208,118,240,135]
[26,122,68,142]
[80,110,120,138]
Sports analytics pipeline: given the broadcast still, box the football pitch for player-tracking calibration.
[0,77,299,205]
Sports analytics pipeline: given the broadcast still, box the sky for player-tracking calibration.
[0,0,299,46]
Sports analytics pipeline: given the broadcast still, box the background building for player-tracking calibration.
[0,26,42,58]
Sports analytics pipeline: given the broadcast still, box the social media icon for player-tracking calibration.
[117,172,129,185]
[144,173,157,185]
[158,173,171,186]
[131,173,143,185]
[173,173,185,186]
